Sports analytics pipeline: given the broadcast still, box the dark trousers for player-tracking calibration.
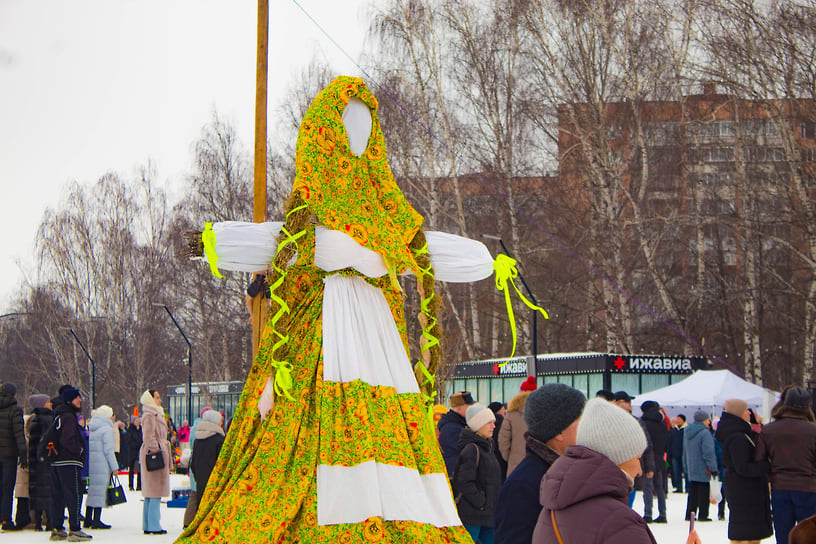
[128,459,141,490]
[15,496,31,528]
[686,481,711,521]
[643,470,667,519]
[671,456,685,492]
[771,489,816,544]
[0,456,16,523]
[51,465,82,532]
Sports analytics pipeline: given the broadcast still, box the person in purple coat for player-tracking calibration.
[533,398,656,544]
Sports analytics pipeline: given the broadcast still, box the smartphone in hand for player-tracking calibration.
[689,511,695,533]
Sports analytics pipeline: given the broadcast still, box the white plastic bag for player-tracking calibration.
[709,475,722,504]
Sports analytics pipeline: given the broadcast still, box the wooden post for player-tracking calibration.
[251,0,269,357]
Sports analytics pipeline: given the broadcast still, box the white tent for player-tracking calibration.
[631,369,780,421]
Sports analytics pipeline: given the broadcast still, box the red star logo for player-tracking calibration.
[613,356,626,370]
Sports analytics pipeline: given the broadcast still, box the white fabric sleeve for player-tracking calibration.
[314,227,493,282]
[201,221,283,273]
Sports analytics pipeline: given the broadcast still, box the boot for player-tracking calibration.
[34,510,44,531]
[83,507,92,528]
[90,508,109,530]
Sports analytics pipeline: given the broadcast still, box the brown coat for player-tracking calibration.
[139,404,170,498]
[14,414,31,499]
[755,408,816,493]
[499,391,532,476]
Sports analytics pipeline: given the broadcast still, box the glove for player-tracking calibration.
[18,457,28,470]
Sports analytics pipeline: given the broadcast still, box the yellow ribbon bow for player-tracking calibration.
[493,254,549,365]
[201,222,223,278]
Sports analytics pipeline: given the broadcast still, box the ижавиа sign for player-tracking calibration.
[493,361,527,375]
[612,355,693,372]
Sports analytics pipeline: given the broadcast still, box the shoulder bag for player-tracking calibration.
[145,451,165,472]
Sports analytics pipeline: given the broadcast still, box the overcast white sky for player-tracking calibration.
[0,0,371,310]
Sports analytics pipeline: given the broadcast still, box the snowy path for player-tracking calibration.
[7,474,772,543]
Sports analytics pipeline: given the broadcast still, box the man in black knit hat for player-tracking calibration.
[493,383,586,544]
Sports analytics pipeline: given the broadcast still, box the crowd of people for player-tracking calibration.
[437,381,816,544]
[4,375,816,543]
[0,381,226,542]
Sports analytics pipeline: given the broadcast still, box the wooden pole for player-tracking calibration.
[251,0,269,357]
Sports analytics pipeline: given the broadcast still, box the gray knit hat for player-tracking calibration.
[693,410,709,423]
[783,387,811,410]
[29,394,50,410]
[466,403,496,432]
[576,398,648,466]
[524,383,586,443]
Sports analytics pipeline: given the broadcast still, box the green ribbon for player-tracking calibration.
[264,206,309,402]
[201,222,223,278]
[493,254,549,365]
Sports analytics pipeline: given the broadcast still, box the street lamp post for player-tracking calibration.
[153,304,192,425]
[482,235,540,361]
[62,328,97,409]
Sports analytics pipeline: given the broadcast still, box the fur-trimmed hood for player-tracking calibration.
[507,390,533,413]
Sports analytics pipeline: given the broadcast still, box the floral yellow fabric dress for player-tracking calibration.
[176,76,491,544]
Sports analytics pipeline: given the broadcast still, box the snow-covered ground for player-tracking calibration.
[7,474,770,543]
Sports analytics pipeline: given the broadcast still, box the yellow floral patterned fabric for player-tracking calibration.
[293,75,423,277]
[175,78,472,544]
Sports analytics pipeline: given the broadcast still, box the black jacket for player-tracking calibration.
[27,407,54,509]
[0,392,26,461]
[715,411,773,541]
[437,410,467,478]
[641,407,669,472]
[52,402,84,467]
[668,425,684,459]
[126,424,143,464]
[190,423,225,496]
[453,427,502,527]
[495,432,560,544]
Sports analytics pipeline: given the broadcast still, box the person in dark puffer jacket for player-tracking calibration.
[0,382,27,532]
[714,398,772,543]
[190,410,225,501]
[494,383,585,544]
[438,391,476,479]
[26,394,54,531]
[640,400,669,523]
[453,403,501,544]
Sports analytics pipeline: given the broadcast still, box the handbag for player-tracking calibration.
[145,451,165,472]
[106,474,127,506]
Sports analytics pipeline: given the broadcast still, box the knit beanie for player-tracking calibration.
[783,387,811,410]
[449,391,475,408]
[61,387,80,404]
[95,405,114,420]
[576,398,647,466]
[524,383,586,443]
[466,403,496,432]
[199,406,213,418]
[640,400,659,413]
[29,394,50,410]
[723,398,748,417]
[520,376,538,392]
[202,410,223,425]
[693,410,709,423]
[0,383,16,397]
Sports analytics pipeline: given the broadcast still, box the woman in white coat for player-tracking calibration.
[85,405,119,529]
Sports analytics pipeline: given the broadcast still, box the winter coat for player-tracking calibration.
[498,390,531,476]
[668,424,684,459]
[437,410,467,478]
[0,391,26,461]
[27,407,53,511]
[491,413,507,479]
[178,424,191,444]
[52,402,84,467]
[714,411,773,541]
[452,427,502,527]
[187,417,204,491]
[682,421,718,483]
[86,416,119,508]
[139,404,170,498]
[533,445,657,544]
[755,408,816,493]
[125,423,143,465]
[495,432,560,544]
[640,407,669,473]
[190,421,225,497]
[14,414,31,499]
